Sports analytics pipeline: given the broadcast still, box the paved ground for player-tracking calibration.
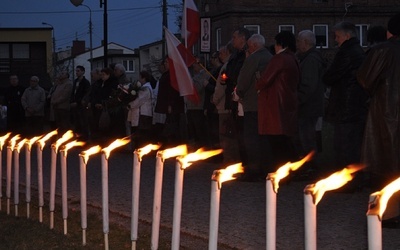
[2,144,400,249]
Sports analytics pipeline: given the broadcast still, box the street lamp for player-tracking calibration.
[71,0,108,68]
[71,3,93,70]
[42,22,56,80]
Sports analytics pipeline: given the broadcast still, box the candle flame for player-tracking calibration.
[61,140,85,157]
[367,177,400,220]
[158,144,188,160]
[26,136,42,151]
[136,144,161,160]
[53,130,74,152]
[268,151,315,193]
[8,134,21,149]
[304,164,363,205]
[37,130,58,150]
[0,132,11,150]
[178,148,223,169]
[80,145,102,165]
[102,137,130,159]
[212,163,244,189]
[16,138,28,153]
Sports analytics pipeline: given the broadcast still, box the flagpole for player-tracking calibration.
[198,63,217,82]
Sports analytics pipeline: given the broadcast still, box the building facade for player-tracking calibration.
[0,28,53,92]
[198,0,400,55]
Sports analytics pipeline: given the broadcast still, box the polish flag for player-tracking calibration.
[164,27,198,102]
[181,0,200,49]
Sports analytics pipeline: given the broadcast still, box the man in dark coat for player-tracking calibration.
[154,57,185,147]
[3,74,25,133]
[236,33,273,180]
[357,13,400,224]
[322,21,368,168]
[71,65,91,139]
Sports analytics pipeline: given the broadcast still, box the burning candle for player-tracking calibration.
[303,165,363,250]
[14,138,27,217]
[171,148,222,250]
[60,140,85,235]
[367,177,400,250]
[131,144,160,250]
[49,130,74,229]
[24,136,41,218]
[209,163,244,250]
[0,132,11,211]
[151,145,188,250]
[101,137,130,250]
[266,152,314,250]
[79,145,102,246]
[6,135,20,215]
[36,130,57,222]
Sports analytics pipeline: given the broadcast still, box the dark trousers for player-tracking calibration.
[243,112,263,177]
[186,109,206,148]
[54,108,71,135]
[261,134,296,172]
[25,116,44,137]
[333,121,365,167]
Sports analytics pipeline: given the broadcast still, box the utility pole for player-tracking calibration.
[162,0,167,58]
[100,0,108,68]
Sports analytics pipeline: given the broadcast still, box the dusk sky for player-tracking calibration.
[0,0,182,51]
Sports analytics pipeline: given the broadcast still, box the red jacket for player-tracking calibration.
[256,50,300,136]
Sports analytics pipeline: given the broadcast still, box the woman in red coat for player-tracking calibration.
[256,31,300,169]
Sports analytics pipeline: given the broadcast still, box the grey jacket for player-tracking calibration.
[236,47,272,112]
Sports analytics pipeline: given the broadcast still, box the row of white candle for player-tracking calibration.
[1,131,398,250]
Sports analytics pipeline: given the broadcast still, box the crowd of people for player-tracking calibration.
[2,14,400,222]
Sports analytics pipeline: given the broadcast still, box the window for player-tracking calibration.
[12,44,29,59]
[313,24,328,48]
[123,60,135,72]
[279,25,294,34]
[216,28,222,51]
[0,44,10,73]
[356,24,369,47]
[244,25,260,35]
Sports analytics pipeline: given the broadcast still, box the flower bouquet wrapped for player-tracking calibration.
[117,81,142,105]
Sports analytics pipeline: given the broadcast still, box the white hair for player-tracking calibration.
[248,34,266,47]
[298,30,316,47]
[114,63,126,74]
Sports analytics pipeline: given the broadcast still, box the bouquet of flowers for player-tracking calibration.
[117,81,142,105]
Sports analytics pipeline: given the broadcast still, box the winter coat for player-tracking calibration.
[297,48,326,118]
[323,37,368,123]
[256,49,300,136]
[357,36,400,177]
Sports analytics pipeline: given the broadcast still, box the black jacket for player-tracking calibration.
[323,37,368,123]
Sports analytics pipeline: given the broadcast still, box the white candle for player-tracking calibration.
[304,190,317,250]
[209,175,220,250]
[37,143,44,222]
[0,148,2,211]
[6,145,12,215]
[78,145,101,246]
[171,160,184,250]
[25,145,31,218]
[131,151,141,249]
[49,144,57,229]
[0,132,11,211]
[60,149,68,235]
[266,177,277,250]
[13,147,20,216]
[151,152,164,250]
[367,214,382,250]
[101,151,110,250]
[79,154,88,245]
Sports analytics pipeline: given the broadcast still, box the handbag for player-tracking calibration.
[99,103,111,131]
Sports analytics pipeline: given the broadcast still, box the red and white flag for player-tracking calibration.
[164,27,198,102]
[181,0,200,49]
